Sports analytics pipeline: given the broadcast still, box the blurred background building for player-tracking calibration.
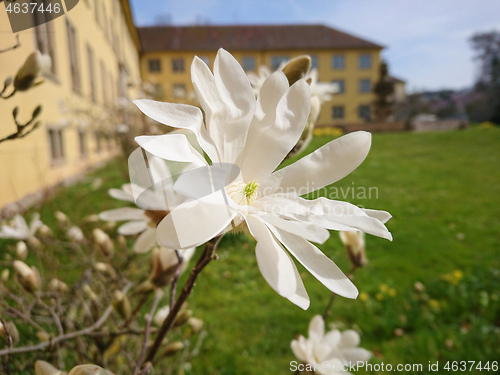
[0,0,142,214]
[137,24,389,127]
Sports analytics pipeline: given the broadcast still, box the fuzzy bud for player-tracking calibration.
[153,305,170,326]
[67,226,84,243]
[112,291,131,320]
[35,360,66,375]
[340,231,367,268]
[174,309,192,327]
[38,224,53,237]
[1,269,9,282]
[36,330,51,343]
[0,321,20,345]
[82,285,97,301]
[188,317,203,333]
[68,364,113,375]
[94,262,117,278]
[55,211,69,225]
[92,229,114,258]
[48,278,68,293]
[150,248,179,288]
[14,50,52,91]
[13,260,41,293]
[16,241,28,260]
[281,55,311,86]
[161,341,184,358]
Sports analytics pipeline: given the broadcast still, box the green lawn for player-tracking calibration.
[2,127,499,374]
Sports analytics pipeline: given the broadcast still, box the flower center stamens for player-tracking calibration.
[226,180,259,206]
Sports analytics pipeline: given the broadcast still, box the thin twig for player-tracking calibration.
[322,264,358,320]
[170,250,182,307]
[36,296,64,336]
[133,289,163,375]
[0,284,131,356]
[142,235,223,369]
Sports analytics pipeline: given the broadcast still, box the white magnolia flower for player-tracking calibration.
[291,315,371,374]
[0,213,42,241]
[99,184,163,253]
[247,65,273,96]
[132,49,392,309]
[153,305,170,326]
[305,68,339,104]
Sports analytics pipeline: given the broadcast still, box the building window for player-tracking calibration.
[271,56,289,70]
[333,79,345,94]
[332,106,345,119]
[148,59,161,73]
[172,58,185,72]
[359,79,371,93]
[242,57,255,71]
[33,2,57,76]
[310,55,318,69]
[66,20,80,93]
[359,54,372,69]
[78,130,87,158]
[200,56,210,66]
[173,84,187,98]
[48,128,64,164]
[332,55,345,70]
[358,105,371,120]
[87,45,96,102]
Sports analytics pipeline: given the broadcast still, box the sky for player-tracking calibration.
[129,0,500,92]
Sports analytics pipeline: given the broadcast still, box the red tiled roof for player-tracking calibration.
[137,24,384,53]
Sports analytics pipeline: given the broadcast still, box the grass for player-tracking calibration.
[1,127,499,374]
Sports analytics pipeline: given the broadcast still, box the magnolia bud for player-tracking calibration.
[13,260,41,293]
[0,321,20,345]
[14,51,51,91]
[83,214,99,223]
[35,360,66,375]
[92,229,114,258]
[38,224,53,237]
[174,309,192,327]
[340,231,367,268]
[68,364,113,375]
[281,55,311,85]
[36,330,51,342]
[67,226,84,243]
[55,211,69,225]
[94,262,117,278]
[28,236,42,249]
[188,317,203,333]
[16,241,28,260]
[161,341,184,358]
[82,285,97,301]
[112,291,131,320]
[48,278,68,293]
[117,235,127,249]
[1,269,9,282]
[153,305,170,326]
[150,248,179,288]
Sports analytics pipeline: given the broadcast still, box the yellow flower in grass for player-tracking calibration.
[380,284,388,293]
[359,292,369,301]
[429,299,441,309]
[375,293,384,301]
[388,288,397,297]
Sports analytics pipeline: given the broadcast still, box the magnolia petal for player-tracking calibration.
[258,213,330,244]
[308,315,325,341]
[118,220,148,236]
[133,227,157,253]
[342,347,372,363]
[240,78,311,182]
[317,214,393,241]
[262,131,372,195]
[363,208,392,223]
[135,134,207,167]
[269,225,358,299]
[286,260,310,310]
[156,191,236,249]
[108,187,134,202]
[246,215,300,299]
[323,329,342,348]
[133,99,219,163]
[99,207,146,222]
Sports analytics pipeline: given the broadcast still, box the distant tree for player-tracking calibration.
[372,61,395,121]
[469,30,500,123]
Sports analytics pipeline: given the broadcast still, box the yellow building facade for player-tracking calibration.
[137,25,383,127]
[0,0,142,214]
